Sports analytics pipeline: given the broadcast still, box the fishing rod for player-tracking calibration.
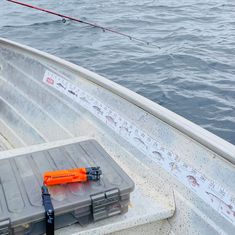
[7,0,152,46]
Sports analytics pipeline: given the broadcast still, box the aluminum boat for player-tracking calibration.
[0,37,234,234]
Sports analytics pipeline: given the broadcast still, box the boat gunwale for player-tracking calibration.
[1,37,235,165]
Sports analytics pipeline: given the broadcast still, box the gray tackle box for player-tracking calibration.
[0,139,135,235]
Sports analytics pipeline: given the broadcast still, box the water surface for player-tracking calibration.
[1,0,235,144]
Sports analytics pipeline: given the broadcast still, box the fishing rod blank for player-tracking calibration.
[7,0,151,45]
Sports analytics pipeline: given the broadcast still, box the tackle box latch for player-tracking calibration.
[0,218,10,235]
[91,188,121,221]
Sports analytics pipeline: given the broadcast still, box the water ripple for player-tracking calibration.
[1,0,235,144]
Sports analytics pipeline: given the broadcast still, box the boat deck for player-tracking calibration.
[0,137,174,234]
[0,56,175,234]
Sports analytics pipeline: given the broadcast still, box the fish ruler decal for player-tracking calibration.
[43,70,235,224]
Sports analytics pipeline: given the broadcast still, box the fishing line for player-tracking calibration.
[7,0,159,48]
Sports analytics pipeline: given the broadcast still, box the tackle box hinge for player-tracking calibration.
[0,218,10,235]
[91,188,121,221]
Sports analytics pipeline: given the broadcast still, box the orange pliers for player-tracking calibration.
[44,167,102,186]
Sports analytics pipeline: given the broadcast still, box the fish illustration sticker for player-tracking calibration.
[43,69,235,225]
[151,150,164,161]
[119,126,131,136]
[69,90,78,96]
[93,106,103,115]
[133,137,147,150]
[56,82,66,89]
[105,115,117,127]
[206,192,235,218]
[187,175,200,187]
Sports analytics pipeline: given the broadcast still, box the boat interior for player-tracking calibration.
[0,38,234,234]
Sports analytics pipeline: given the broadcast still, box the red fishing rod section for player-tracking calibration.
[7,0,150,45]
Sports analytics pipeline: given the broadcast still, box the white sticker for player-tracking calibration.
[43,70,235,224]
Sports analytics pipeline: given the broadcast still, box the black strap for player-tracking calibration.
[42,186,54,235]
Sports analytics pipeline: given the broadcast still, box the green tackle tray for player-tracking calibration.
[0,139,135,235]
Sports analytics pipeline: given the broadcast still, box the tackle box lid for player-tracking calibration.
[0,139,134,231]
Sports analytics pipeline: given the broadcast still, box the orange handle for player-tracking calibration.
[44,168,88,186]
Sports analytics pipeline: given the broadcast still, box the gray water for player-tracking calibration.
[1,0,235,144]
